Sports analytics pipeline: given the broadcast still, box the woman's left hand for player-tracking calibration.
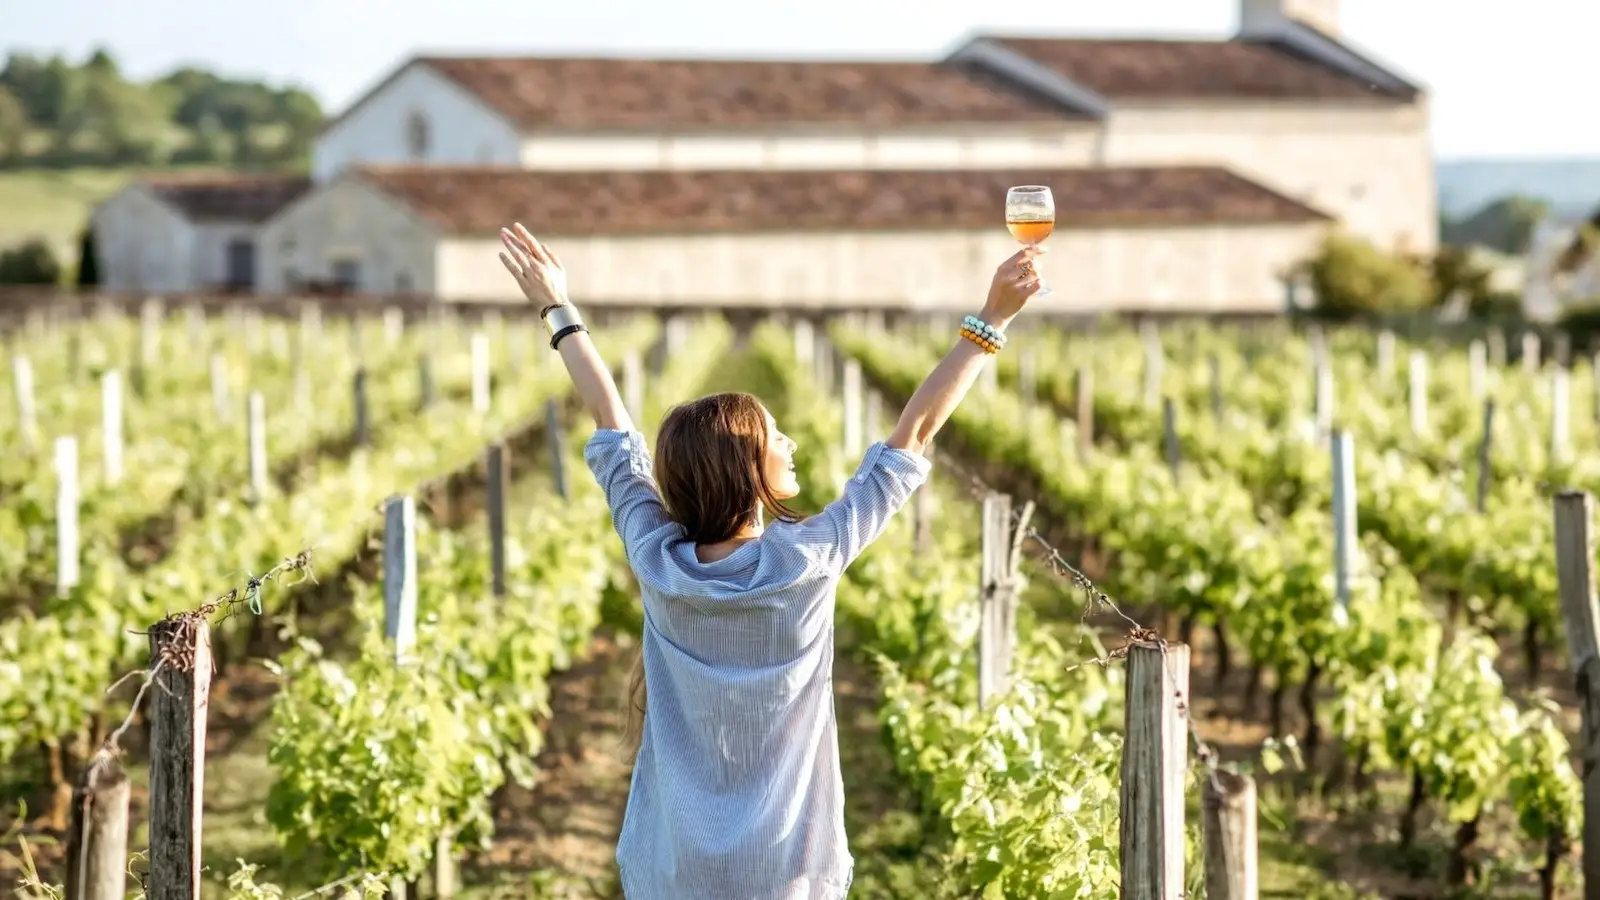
[498,223,570,314]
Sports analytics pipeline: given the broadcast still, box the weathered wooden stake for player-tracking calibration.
[842,358,864,457]
[1202,770,1259,900]
[1524,332,1542,374]
[247,393,268,504]
[471,332,491,414]
[1476,401,1495,513]
[486,443,508,598]
[1207,353,1223,422]
[547,398,569,499]
[1142,324,1163,408]
[1408,351,1429,437]
[1313,354,1334,438]
[1553,368,1571,465]
[418,354,435,410]
[1120,641,1191,899]
[1469,339,1488,401]
[1376,329,1395,380]
[1488,328,1507,368]
[100,369,123,485]
[1161,397,1180,480]
[1076,365,1094,458]
[13,354,36,449]
[1552,491,1600,900]
[146,617,211,900]
[65,756,130,900]
[793,319,815,373]
[210,353,229,420]
[56,437,80,596]
[353,368,369,447]
[1330,430,1356,610]
[622,350,645,426]
[978,493,1022,709]
[383,496,418,663]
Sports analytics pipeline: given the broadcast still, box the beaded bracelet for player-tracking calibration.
[959,314,1006,354]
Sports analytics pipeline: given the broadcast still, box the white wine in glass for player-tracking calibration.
[1005,185,1054,297]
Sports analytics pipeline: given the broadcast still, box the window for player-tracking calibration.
[406,111,430,159]
[225,239,256,289]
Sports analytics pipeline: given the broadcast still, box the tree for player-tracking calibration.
[0,239,62,285]
[75,227,99,287]
[0,85,27,164]
[1300,232,1431,320]
[1441,195,1549,255]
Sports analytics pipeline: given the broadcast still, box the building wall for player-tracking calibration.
[90,187,194,293]
[311,63,524,181]
[188,221,261,290]
[256,177,440,294]
[1102,100,1437,254]
[436,222,1327,313]
[519,124,1103,170]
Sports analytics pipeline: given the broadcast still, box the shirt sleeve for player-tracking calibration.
[798,441,933,573]
[584,429,675,556]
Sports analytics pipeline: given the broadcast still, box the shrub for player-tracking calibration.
[0,238,63,285]
[1301,232,1431,320]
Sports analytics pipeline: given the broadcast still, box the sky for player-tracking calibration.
[3,0,1595,160]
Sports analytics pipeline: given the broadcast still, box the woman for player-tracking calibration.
[497,223,1042,899]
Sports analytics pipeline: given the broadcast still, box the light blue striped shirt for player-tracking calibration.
[584,429,933,900]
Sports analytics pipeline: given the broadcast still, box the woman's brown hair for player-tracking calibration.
[619,391,803,757]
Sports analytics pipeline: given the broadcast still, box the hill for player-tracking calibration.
[1438,158,1600,220]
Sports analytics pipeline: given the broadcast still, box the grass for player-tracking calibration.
[0,167,134,265]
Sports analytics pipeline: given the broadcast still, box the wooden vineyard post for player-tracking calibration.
[486,443,508,598]
[1202,770,1259,900]
[1488,328,1507,368]
[247,392,268,504]
[1469,339,1488,401]
[1476,401,1495,513]
[793,319,815,375]
[353,368,369,447]
[65,756,131,900]
[1120,641,1190,899]
[470,331,491,414]
[1076,365,1094,458]
[1523,332,1542,374]
[864,389,883,445]
[383,496,418,663]
[842,358,864,458]
[101,369,123,485]
[1018,346,1038,408]
[1207,352,1222,422]
[546,398,569,499]
[384,306,404,346]
[1557,331,1573,369]
[418,353,435,410]
[1552,367,1571,466]
[1312,349,1333,439]
[978,493,1025,709]
[56,437,80,596]
[146,617,211,900]
[1408,351,1429,437]
[1554,491,1600,900]
[1330,430,1356,610]
[211,353,229,421]
[13,354,36,450]
[622,350,645,426]
[1142,323,1162,408]
[1376,329,1394,380]
[1161,397,1181,480]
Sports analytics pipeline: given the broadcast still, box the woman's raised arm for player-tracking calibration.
[885,246,1043,454]
[499,223,633,432]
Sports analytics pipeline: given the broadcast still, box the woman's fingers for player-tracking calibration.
[513,223,549,264]
[500,230,536,273]
[497,251,524,279]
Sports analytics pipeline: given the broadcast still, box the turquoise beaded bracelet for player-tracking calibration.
[962,314,1007,348]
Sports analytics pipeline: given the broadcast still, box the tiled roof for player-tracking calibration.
[353,164,1330,237]
[986,36,1416,101]
[143,173,313,222]
[419,56,1093,128]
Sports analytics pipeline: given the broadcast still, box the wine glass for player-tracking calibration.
[1005,185,1054,297]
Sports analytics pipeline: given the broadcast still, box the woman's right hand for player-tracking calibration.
[498,223,571,317]
[981,246,1045,326]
